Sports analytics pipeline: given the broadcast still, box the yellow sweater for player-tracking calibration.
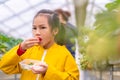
[0,43,79,80]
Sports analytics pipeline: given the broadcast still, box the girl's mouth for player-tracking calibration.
[38,37,42,42]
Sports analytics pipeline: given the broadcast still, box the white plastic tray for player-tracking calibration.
[19,59,40,70]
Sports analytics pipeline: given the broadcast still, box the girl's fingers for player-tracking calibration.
[31,66,44,74]
[36,62,48,68]
[22,38,40,49]
[31,62,48,74]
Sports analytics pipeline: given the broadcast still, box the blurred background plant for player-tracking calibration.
[78,0,120,70]
[0,33,23,55]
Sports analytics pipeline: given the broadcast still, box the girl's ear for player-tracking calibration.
[53,28,59,36]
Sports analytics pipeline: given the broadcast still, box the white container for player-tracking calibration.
[19,59,40,70]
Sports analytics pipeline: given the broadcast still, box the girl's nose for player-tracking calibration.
[35,29,41,36]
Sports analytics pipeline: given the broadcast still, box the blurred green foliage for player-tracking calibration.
[0,33,23,54]
[106,0,120,11]
[80,0,120,70]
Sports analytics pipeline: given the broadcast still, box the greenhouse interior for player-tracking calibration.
[0,0,120,80]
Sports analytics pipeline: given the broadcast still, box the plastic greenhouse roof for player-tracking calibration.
[0,0,111,39]
[0,0,75,39]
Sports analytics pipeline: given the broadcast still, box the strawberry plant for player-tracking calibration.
[80,0,120,70]
[0,33,23,54]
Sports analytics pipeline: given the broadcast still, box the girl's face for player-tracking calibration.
[32,15,55,49]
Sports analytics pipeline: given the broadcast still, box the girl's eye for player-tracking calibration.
[41,26,46,29]
[32,27,36,30]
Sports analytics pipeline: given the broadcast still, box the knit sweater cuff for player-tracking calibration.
[17,44,26,56]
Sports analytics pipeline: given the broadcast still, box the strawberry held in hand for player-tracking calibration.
[38,37,42,42]
[34,37,42,46]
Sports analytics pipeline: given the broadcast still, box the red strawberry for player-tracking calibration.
[38,37,42,42]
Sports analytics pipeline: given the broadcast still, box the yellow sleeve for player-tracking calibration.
[0,45,22,74]
[44,50,79,80]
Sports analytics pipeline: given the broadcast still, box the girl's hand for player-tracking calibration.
[31,62,48,74]
[20,38,39,50]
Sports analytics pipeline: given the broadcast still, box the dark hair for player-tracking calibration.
[34,9,60,31]
[54,8,71,21]
[34,9,65,45]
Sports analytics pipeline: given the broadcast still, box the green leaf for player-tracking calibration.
[0,33,23,54]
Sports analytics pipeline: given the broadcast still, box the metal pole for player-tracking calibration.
[14,74,17,80]
[110,65,113,80]
[99,71,102,80]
